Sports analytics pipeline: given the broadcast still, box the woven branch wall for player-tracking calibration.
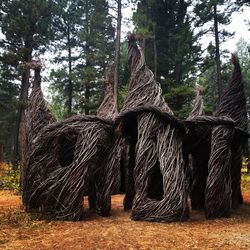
[205,124,234,218]
[24,115,114,220]
[216,54,248,209]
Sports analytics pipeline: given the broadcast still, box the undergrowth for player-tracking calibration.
[0,162,20,192]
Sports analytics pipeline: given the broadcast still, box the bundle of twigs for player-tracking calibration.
[25,60,56,143]
[215,53,248,209]
[205,122,234,218]
[97,63,118,120]
[188,84,205,119]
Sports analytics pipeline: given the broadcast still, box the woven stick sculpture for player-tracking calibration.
[103,34,188,222]
[215,53,248,209]
[115,106,188,222]
[25,115,114,219]
[23,64,118,219]
[27,116,113,219]
[22,60,56,202]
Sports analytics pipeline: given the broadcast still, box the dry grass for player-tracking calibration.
[1,182,250,250]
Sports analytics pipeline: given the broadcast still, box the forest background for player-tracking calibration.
[0,0,249,168]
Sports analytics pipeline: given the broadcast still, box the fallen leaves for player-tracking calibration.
[0,189,250,249]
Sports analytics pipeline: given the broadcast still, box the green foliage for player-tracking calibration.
[119,42,130,87]
[164,85,195,119]
[0,63,19,161]
[0,0,57,57]
[118,84,129,110]
[133,0,202,117]
[49,0,115,116]
[0,163,20,192]
[0,0,59,163]
[134,0,202,85]
[193,0,238,58]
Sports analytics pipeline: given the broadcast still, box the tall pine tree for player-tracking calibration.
[194,0,238,102]
[49,0,114,117]
[134,0,202,118]
[0,0,57,165]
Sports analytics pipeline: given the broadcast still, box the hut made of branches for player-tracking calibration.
[185,54,249,218]
[96,34,189,222]
[23,64,118,220]
[215,54,249,209]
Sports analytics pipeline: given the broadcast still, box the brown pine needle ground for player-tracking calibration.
[1,181,250,250]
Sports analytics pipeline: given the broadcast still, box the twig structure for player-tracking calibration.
[97,63,118,120]
[205,122,234,218]
[25,115,113,219]
[23,64,117,220]
[215,53,248,209]
[22,60,56,198]
[185,54,249,218]
[22,39,249,223]
[110,34,189,222]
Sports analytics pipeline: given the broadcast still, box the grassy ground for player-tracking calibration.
[1,180,250,250]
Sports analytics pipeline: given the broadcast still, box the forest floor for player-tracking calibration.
[1,180,250,250]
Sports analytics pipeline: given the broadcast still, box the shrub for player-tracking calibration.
[0,162,20,191]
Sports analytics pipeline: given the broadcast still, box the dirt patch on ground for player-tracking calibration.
[1,188,250,250]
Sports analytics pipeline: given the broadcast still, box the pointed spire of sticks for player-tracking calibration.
[97,63,118,120]
[216,53,248,131]
[188,84,205,119]
[122,33,172,114]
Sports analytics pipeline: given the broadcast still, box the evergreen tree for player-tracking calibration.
[236,38,250,115]
[0,62,19,162]
[0,0,57,164]
[194,0,238,102]
[49,0,85,117]
[49,0,115,116]
[134,0,202,118]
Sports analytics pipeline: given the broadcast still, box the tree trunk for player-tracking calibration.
[114,0,122,110]
[141,0,149,54]
[15,50,32,172]
[67,24,73,116]
[84,0,91,115]
[0,144,3,163]
[213,4,222,103]
[16,27,34,184]
[153,24,157,80]
[85,82,90,115]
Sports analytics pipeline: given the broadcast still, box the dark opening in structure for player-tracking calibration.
[147,160,164,201]
[57,133,78,168]
[121,115,138,210]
